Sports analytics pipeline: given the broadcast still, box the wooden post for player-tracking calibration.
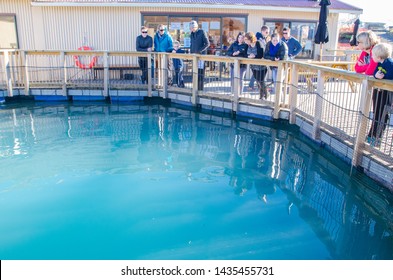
[289,63,298,124]
[232,59,240,112]
[162,54,168,99]
[22,51,30,96]
[60,51,67,96]
[191,55,198,105]
[312,70,324,140]
[103,52,109,97]
[352,79,372,167]
[273,62,284,119]
[147,53,152,97]
[4,51,13,97]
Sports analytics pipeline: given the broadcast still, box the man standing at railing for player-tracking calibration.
[189,20,209,91]
[154,24,174,86]
[136,26,153,84]
[281,27,302,59]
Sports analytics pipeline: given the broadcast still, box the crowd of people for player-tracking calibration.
[137,21,392,146]
[136,21,303,97]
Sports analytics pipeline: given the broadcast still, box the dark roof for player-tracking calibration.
[31,0,362,12]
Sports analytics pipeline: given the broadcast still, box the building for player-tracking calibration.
[1,0,361,59]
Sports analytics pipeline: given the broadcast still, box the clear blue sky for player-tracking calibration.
[340,0,391,24]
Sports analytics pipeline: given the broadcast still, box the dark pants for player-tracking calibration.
[368,89,392,139]
[252,67,268,98]
[198,68,205,91]
[174,67,184,87]
[138,57,148,84]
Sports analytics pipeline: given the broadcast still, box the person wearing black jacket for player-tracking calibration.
[136,26,153,84]
[245,31,267,99]
[189,20,209,90]
[227,31,248,90]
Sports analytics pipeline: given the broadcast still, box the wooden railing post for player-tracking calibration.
[22,51,30,96]
[4,51,13,97]
[289,63,298,124]
[312,70,325,140]
[191,55,198,105]
[273,62,284,119]
[232,59,240,112]
[162,54,168,99]
[60,51,67,96]
[103,52,109,97]
[352,79,372,167]
[147,53,152,97]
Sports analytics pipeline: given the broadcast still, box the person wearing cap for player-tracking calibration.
[189,20,209,90]
[136,26,153,84]
[154,24,174,85]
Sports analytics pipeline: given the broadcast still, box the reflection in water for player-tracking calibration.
[0,102,392,259]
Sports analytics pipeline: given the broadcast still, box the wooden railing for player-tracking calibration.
[0,49,392,188]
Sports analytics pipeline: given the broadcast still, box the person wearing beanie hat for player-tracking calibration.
[189,20,209,90]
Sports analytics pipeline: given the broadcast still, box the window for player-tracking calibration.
[265,20,316,59]
[142,14,247,53]
[0,14,18,49]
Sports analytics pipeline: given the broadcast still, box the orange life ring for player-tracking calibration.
[74,46,97,69]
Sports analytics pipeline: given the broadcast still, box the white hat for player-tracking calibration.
[190,21,198,28]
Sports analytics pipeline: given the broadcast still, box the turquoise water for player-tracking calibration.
[0,101,392,260]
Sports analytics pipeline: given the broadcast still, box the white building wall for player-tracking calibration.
[0,1,339,55]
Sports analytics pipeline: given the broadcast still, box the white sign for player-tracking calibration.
[210,21,220,30]
[201,22,209,32]
[183,22,190,33]
[170,22,181,30]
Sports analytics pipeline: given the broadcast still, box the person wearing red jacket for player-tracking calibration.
[354,30,379,75]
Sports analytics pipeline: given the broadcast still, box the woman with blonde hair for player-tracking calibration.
[354,30,380,75]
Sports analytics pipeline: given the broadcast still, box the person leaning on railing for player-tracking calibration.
[367,43,393,147]
[264,33,288,94]
[244,31,268,99]
[353,30,382,147]
[136,26,153,84]
[226,31,248,90]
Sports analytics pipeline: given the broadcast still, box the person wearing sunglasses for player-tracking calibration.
[136,26,153,84]
[154,24,174,85]
[281,27,301,59]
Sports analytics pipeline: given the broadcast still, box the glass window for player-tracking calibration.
[265,20,316,59]
[142,14,247,53]
[222,17,246,52]
[168,16,193,48]
[0,15,18,49]
[290,22,316,59]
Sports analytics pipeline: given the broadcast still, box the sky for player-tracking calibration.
[340,0,392,24]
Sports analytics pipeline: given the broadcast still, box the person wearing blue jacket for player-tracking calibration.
[281,27,302,59]
[172,40,186,87]
[366,43,393,146]
[154,24,174,85]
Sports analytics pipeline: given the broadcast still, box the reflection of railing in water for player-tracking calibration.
[0,50,392,189]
